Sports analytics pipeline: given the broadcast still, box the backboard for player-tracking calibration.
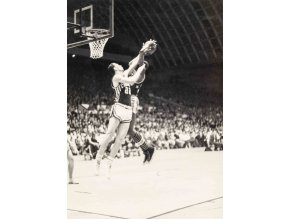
[67,0,114,49]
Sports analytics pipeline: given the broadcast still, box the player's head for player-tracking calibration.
[108,63,124,75]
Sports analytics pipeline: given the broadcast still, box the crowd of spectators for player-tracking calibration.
[67,63,223,159]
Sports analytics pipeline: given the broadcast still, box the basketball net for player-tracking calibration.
[88,38,109,59]
[86,29,109,59]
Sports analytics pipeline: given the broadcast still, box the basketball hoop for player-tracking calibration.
[86,29,110,59]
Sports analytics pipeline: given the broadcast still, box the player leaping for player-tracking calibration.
[127,51,157,163]
[95,40,156,177]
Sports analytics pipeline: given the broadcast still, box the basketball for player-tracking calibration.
[146,44,157,55]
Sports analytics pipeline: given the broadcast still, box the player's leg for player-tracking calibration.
[95,116,120,174]
[128,112,137,135]
[109,122,130,158]
[88,144,93,159]
[67,148,78,184]
[128,96,153,160]
[92,143,99,159]
[128,112,154,163]
[106,121,131,178]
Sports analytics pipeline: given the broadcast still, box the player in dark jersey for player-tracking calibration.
[128,61,156,163]
[125,39,157,163]
[95,40,156,177]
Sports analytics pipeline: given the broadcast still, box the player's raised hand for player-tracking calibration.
[149,39,157,45]
[146,39,157,47]
[140,39,157,53]
[140,43,150,53]
[141,40,156,50]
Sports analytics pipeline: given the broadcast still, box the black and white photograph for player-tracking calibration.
[3,0,290,219]
[67,0,223,218]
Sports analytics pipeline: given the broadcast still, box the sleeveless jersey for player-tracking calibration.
[131,75,145,96]
[112,82,131,106]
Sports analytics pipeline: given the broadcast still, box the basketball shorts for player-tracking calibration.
[131,95,139,114]
[110,103,132,123]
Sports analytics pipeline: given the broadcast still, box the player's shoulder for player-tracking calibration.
[112,75,121,87]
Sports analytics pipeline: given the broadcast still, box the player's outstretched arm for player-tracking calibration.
[123,57,141,77]
[127,53,144,71]
[114,64,146,85]
[126,39,157,74]
[134,61,149,83]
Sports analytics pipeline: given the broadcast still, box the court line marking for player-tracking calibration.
[67,209,130,219]
[146,196,223,219]
[74,191,92,194]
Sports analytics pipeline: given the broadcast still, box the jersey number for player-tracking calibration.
[125,86,131,95]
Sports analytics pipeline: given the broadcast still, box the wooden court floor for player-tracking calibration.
[68,148,223,219]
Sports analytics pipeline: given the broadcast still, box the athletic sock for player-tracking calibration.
[107,156,113,167]
[95,155,102,175]
[106,156,114,179]
[132,132,149,151]
[96,154,102,166]
[140,142,149,151]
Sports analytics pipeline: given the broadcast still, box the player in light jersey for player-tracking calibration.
[95,40,156,177]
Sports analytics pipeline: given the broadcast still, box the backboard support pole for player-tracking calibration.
[109,0,114,38]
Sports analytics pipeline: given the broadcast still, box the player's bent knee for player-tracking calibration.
[103,132,115,141]
[114,136,126,145]
[115,136,125,142]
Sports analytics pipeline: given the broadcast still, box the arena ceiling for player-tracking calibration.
[68,0,223,68]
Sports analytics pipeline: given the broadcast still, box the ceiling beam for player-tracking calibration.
[185,0,217,59]
[179,2,209,62]
[124,1,168,67]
